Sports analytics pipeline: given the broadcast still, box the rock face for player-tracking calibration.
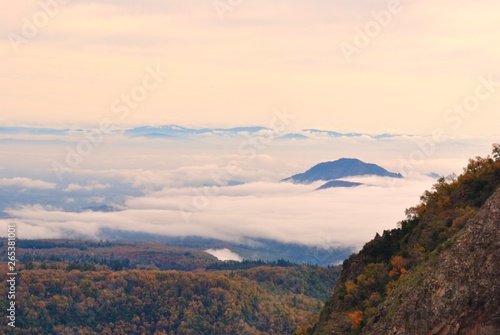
[362,188,500,335]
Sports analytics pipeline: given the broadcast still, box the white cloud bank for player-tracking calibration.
[1,132,491,251]
[63,181,111,192]
[0,177,56,189]
[2,177,435,250]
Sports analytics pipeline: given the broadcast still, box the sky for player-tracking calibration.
[1,0,500,135]
[0,1,498,255]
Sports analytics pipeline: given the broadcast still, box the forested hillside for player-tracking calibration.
[0,241,340,334]
[310,145,500,334]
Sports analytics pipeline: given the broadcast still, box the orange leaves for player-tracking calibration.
[386,256,409,295]
[389,256,408,281]
[348,310,363,329]
[344,280,359,303]
[390,256,408,272]
[16,264,333,334]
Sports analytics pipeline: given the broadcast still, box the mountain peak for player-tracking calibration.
[283,158,402,184]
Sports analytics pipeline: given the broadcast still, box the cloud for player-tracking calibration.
[86,197,106,204]
[0,177,56,189]
[0,131,492,251]
[3,177,435,250]
[63,181,111,192]
[205,248,243,261]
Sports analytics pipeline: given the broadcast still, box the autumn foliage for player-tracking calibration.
[348,310,363,329]
[0,241,341,335]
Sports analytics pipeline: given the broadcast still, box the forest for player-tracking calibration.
[0,240,341,334]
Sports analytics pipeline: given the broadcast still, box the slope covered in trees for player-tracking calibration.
[14,240,219,271]
[0,241,341,334]
[309,145,500,334]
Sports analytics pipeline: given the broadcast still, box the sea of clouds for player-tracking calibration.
[0,131,494,251]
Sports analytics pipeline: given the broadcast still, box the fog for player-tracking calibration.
[0,130,495,250]
[4,177,435,249]
[205,248,243,262]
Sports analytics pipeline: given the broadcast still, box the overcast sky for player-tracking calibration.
[1,0,499,135]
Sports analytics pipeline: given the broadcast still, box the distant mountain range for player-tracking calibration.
[124,125,271,138]
[0,126,69,135]
[283,158,403,189]
[0,125,405,140]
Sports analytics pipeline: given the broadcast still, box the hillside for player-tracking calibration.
[0,240,341,335]
[309,146,500,335]
[283,158,402,184]
[362,187,500,334]
[14,240,219,271]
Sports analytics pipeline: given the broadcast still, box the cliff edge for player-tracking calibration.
[362,187,500,334]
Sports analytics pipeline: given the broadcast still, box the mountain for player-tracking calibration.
[283,158,403,184]
[302,129,403,139]
[124,125,206,138]
[0,125,407,140]
[362,188,500,334]
[303,129,363,138]
[308,150,500,335]
[124,125,271,138]
[316,180,364,190]
[276,133,309,140]
[0,126,69,135]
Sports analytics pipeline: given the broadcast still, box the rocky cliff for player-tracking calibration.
[362,187,500,335]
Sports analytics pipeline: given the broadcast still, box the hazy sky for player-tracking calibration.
[1,0,499,135]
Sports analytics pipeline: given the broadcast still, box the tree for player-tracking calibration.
[348,310,363,329]
[493,143,500,162]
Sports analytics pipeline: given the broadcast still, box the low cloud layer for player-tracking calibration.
[3,177,435,250]
[0,177,56,189]
[63,181,111,192]
[205,248,243,262]
[1,133,494,251]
